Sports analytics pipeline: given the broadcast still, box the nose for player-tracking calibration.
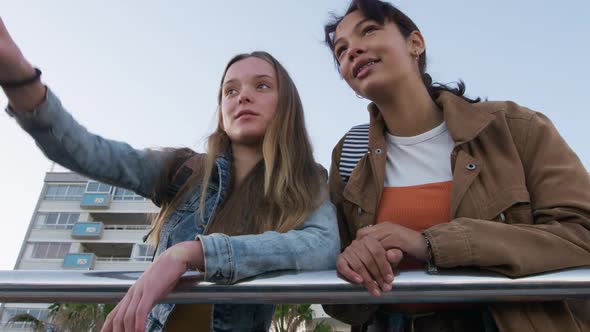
[347,42,366,62]
[238,89,253,104]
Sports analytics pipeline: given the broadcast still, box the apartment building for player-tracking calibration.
[0,171,158,331]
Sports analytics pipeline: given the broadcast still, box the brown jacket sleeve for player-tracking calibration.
[329,136,354,249]
[425,111,590,277]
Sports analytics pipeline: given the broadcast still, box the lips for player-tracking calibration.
[352,58,380,78]
[235,110,258,119]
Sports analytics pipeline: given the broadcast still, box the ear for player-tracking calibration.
[406,30,425,56]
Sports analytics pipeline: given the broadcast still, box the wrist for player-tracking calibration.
[1,57,35,83]
[422,232,438,274]
[4,79,46,113]
[169,241,205,271]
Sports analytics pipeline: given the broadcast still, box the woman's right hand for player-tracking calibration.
[0,17,46,111]
[101,241,204,332]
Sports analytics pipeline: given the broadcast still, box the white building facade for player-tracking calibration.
[0,171,157,331]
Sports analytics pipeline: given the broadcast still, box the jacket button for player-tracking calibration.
[466,163,477,171]
[375,148,382,154]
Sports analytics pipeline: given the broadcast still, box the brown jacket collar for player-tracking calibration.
[367,91,496,146]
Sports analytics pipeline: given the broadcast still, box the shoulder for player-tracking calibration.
[472,100,563,157]
[333,123,370,155]
[332,123,370,178]
[473,99,538,122]
[153,148,205,206]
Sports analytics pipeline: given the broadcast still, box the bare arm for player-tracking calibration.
[0,18,46,111]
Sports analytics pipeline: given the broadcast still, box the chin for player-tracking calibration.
[228,132,265,146]
[359,77,392,101]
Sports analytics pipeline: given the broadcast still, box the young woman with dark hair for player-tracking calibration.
[322,1,590,331]
[0,19,340,331]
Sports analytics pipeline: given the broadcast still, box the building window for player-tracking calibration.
[44,184,85,201]
[86,181,112,194]
[35,212,80,229]
[133,244,155,262]
[30,242,71,259]
[113,187,146,201]
[1,308,49,329]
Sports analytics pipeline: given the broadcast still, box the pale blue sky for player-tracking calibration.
[0,1,588,269]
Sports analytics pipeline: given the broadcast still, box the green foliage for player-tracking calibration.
[313,321,333,332]
[48,303,112,332]
[7,313,47,332]
[272,304,314,332]
[9,303,114,332]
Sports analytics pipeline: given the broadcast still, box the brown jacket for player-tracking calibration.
[324,92,590,332]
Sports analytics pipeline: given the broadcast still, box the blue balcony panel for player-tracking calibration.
[71,222,103,239]
[80,193,111,209]
[63,253,95,270]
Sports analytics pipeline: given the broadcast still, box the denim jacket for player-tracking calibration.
[7,88,340,331]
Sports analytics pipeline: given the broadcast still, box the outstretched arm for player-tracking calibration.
[1,18,169,200]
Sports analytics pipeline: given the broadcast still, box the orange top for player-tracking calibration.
[376,181,456,313]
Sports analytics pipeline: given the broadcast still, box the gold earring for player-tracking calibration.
[415,52,420,61]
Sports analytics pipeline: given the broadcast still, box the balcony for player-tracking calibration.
[62,253,95,270]
[94,257,151,270]
[28,223,149,243]
[80,193,111,209]
[71,222,103,239]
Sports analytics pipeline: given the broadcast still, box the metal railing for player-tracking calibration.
[96,257,133,262]
[102,224,151,231]
[96,257,152,263]
[0,267,589,304]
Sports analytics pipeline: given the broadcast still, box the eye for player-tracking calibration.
[257,82,271,89]
[225,87,238,96]
[362,25,378,36]
[335,46,347,59]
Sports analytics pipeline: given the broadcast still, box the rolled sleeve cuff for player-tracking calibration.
[196,233,235,284]
[424,220,474,268]
[5,87,60,128]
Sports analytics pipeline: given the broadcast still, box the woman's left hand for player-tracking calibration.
[356,222,428,262]
[101,241,204,332]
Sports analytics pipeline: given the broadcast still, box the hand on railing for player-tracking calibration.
[101,241,204,332]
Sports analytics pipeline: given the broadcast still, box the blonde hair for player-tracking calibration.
[147,52,326,245]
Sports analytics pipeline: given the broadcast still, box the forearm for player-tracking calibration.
[198,200,340,284]
[6,87,168,198]
[425,216,590,276]
[0,19,51,113]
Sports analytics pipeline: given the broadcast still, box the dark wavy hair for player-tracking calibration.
[324,0,480,103]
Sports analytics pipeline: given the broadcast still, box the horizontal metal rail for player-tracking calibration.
[0,267,589,304]
[103,224,150,230]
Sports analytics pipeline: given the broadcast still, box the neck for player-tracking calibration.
[231,143,263,189]
[371,76,443,137]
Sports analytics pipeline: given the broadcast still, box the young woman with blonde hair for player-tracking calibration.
[0,18,339,331]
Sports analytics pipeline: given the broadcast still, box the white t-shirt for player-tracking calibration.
[384,121,454,187]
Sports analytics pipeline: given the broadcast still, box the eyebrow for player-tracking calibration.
[333,18,374,49]
[223,74,274,86]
